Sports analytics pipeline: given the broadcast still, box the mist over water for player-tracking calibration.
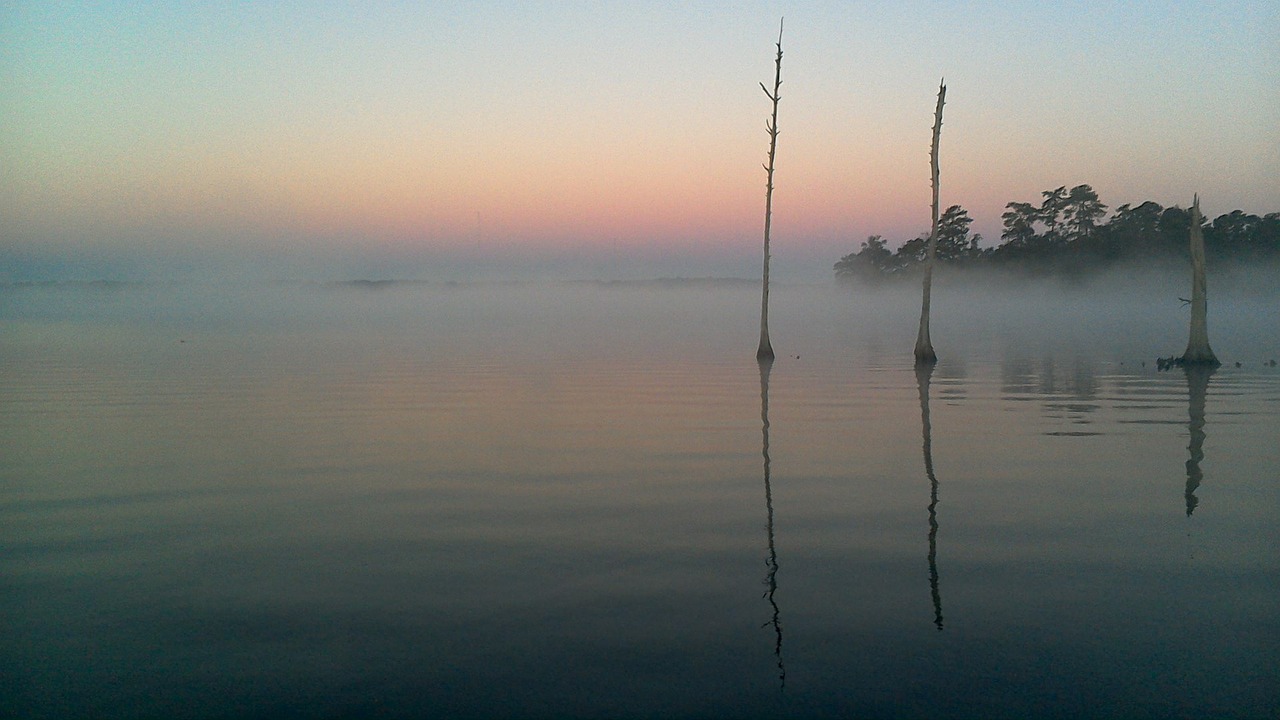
[2,275,1277,718]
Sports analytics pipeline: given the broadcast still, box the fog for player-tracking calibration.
[1,240,777,285]
[6,257,1276,370]
[818,260,1280,365]
[0,228,912,286]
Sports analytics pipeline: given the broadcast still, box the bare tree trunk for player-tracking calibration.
[1181,196,1218,366]
[914,80,946,365]
[757,19,783,361]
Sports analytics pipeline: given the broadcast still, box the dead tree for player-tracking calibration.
[914,80,946,365]
[757,19,784,361]
[1180,195,1219,366]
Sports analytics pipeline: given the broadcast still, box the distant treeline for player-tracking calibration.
[835,184,1280,281]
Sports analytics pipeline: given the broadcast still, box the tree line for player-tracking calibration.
[835,184,1280,281]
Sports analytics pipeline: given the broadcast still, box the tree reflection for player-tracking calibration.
[758,356,785,688]
[999,356,1101,428]
[916,363,944,631]
[1183,365,1213,516]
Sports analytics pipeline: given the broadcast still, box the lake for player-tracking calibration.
[2,276,1277,719]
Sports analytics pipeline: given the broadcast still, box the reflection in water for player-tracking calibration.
[7,283,1280,720]
[1183,365,1213,516]
[758,357,785,688]
[1000,356,1101,429]
[916,363,944,631]
[934,358,969,406]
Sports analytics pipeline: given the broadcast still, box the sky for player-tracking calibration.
[2,1,1277,281]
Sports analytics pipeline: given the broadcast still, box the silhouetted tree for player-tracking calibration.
[837,184,1279,279]
[937,205,979,261]
[1105,201,1165,257]
[1038,186,1068,245]
[1157,206,1191,256]
[757,19,784,361]
[835,235,901,280]
[1207,210,1260,258]
[1204,209,1280,260]
[898,206,980,264]
[993,201,1041,264]
[1258,213,1280,253]
[897,235,928,264]
[1062,184,1107,244]
[1001,201,1038,246]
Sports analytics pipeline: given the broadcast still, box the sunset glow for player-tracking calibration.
[3,2,1277,280]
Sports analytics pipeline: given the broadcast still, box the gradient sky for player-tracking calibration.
[3,1,1277,280]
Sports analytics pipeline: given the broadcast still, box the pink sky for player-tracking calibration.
[3,2,1277,280]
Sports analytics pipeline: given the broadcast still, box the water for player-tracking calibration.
[2,279,1278,718]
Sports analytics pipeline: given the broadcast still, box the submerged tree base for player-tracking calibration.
[1157,354,1221,371]
[1181,350,1220,366]
[914,347,937,366]
[757,344,775,361]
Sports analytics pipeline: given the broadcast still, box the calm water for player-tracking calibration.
[2,279,1278,719]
